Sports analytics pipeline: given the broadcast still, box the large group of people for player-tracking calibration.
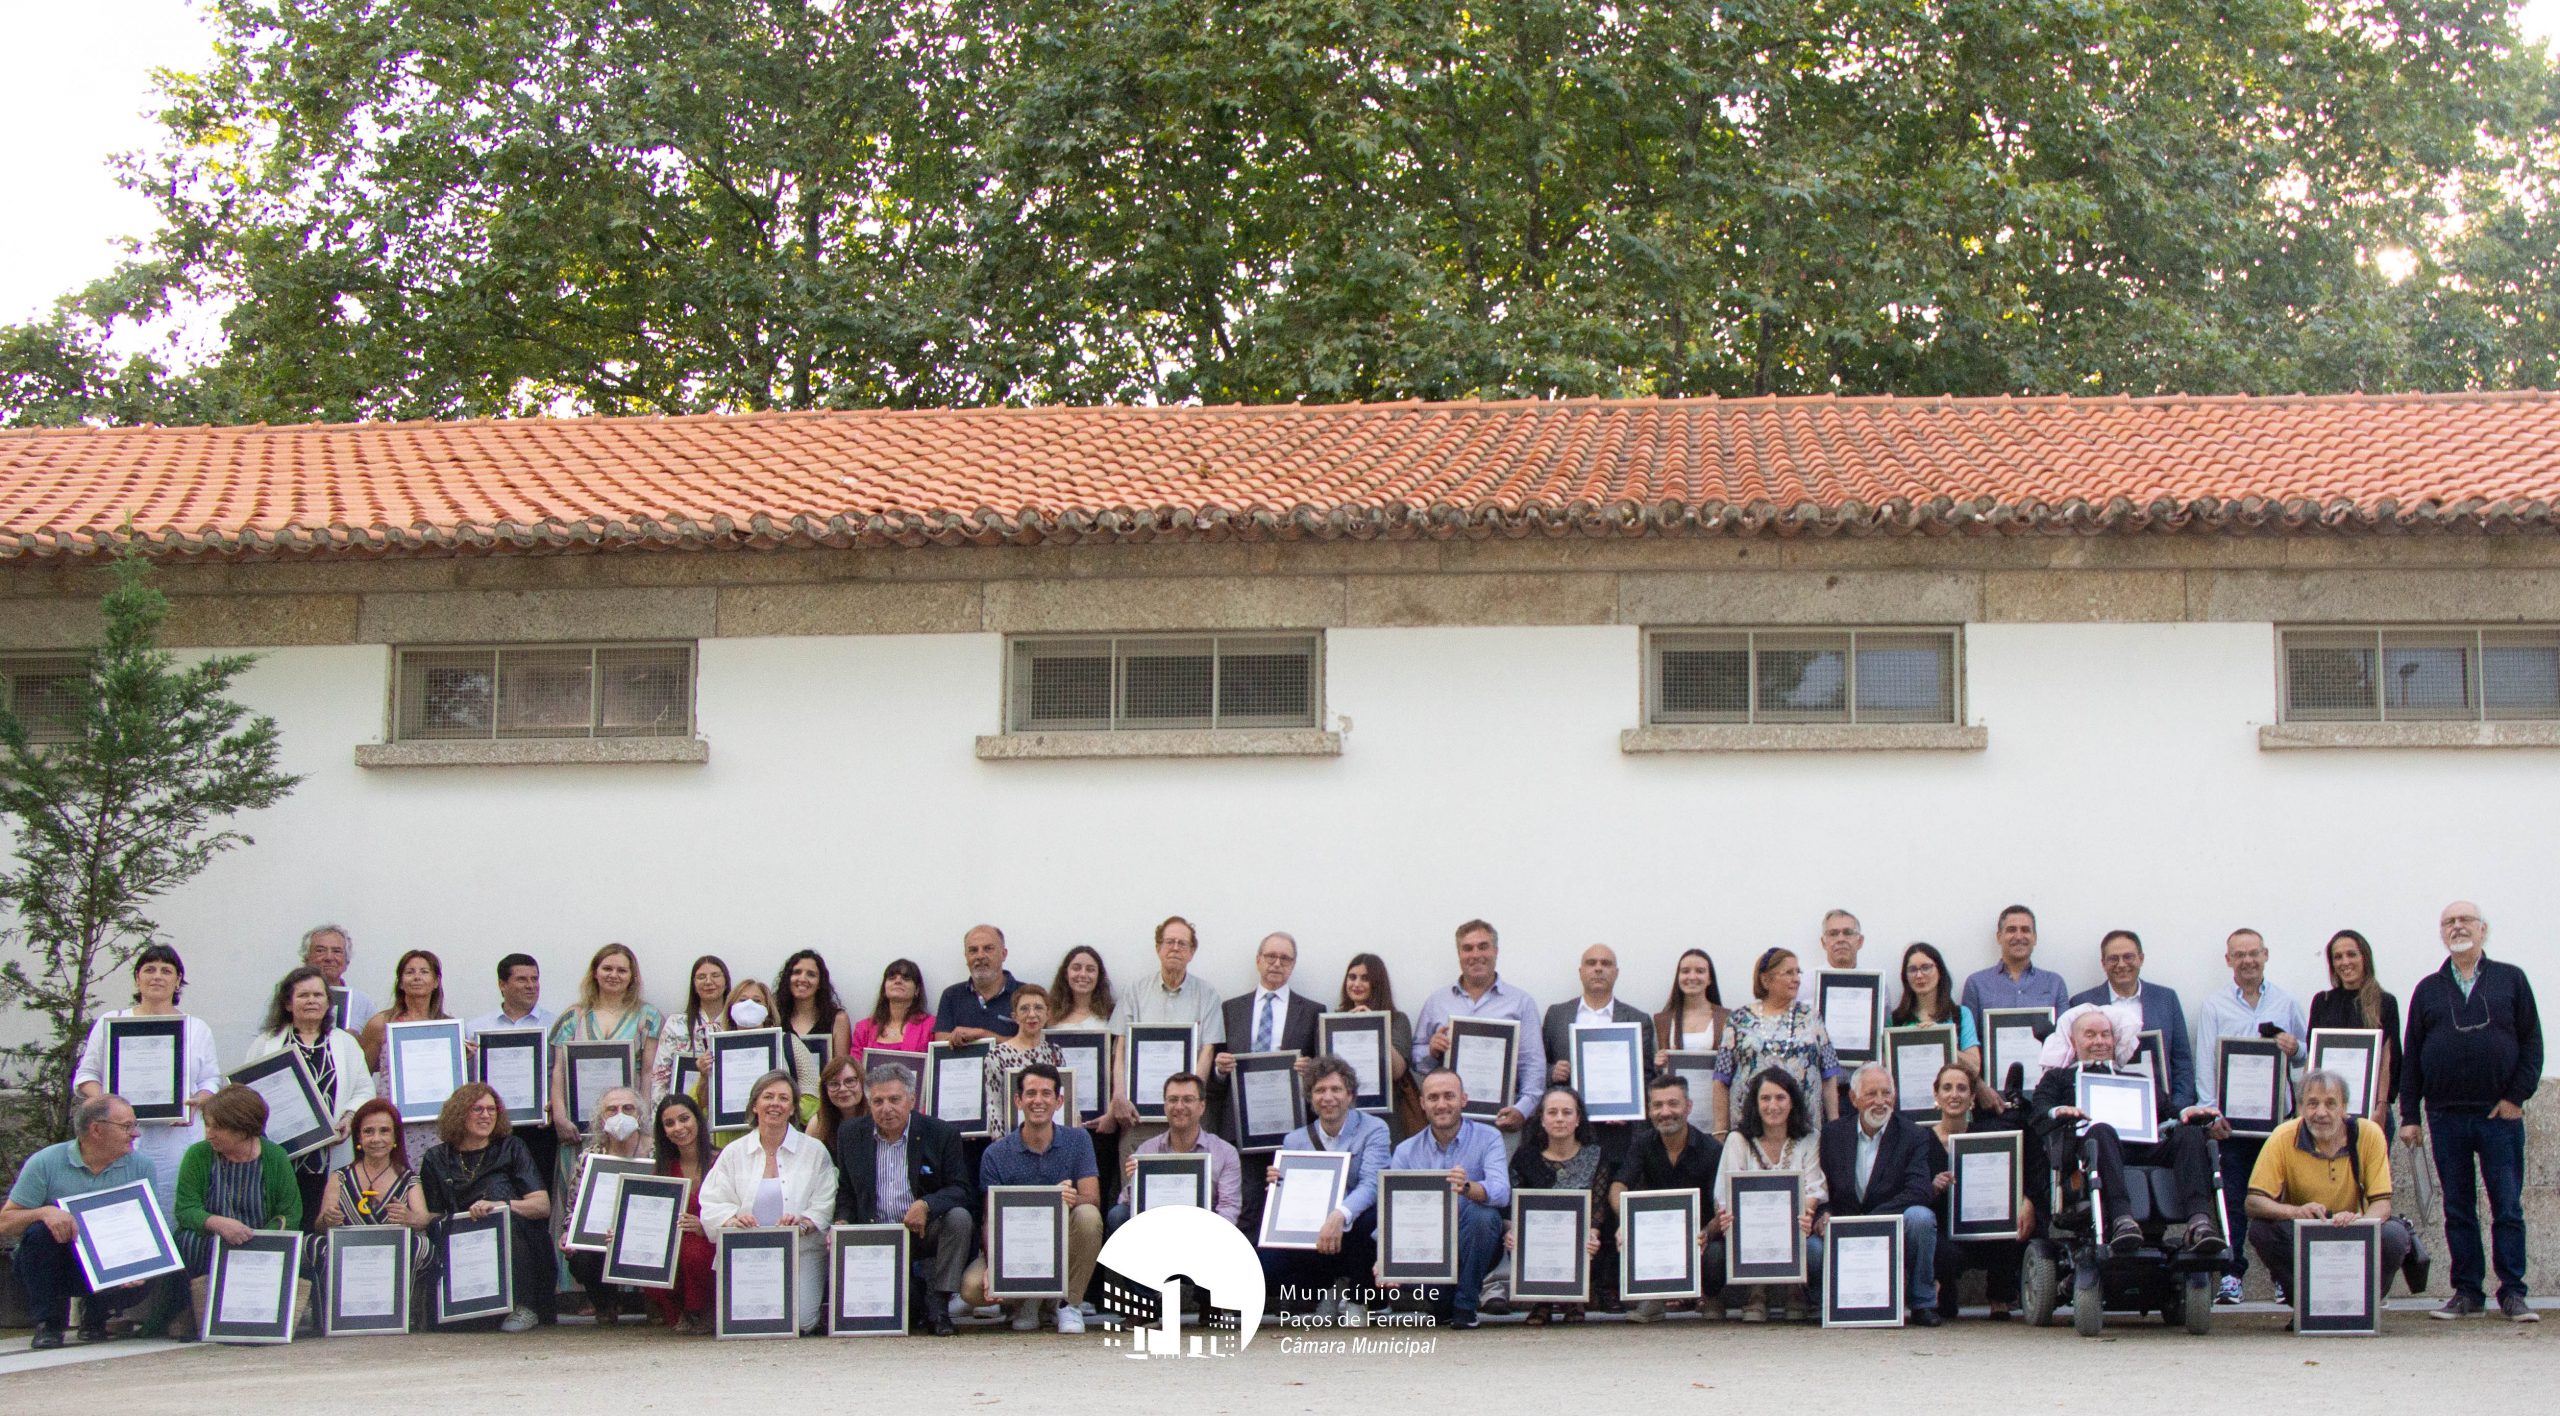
[2,902,2541,1346]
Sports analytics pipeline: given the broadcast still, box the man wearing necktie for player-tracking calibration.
[1212,933,1324,1235]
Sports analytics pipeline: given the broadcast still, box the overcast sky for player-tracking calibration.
[5,1,2558,328]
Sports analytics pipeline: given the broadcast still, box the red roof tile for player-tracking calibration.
[4,392,2559,559]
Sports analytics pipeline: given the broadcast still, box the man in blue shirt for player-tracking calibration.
[2067,930,2195,1111]
[1412,918,1543,1133]
[962,1063,1099,1332]
[1959,904,2073,1022]
[1,1094,161,1348]
[2191,926,2307,1303]
[1259,1057,1393,1321]
[1385,1070,1509,1328]
[935,924,1021,1043]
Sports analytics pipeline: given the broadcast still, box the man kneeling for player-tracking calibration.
[2029,1005,2228,1258]
[2243,1069,2414,1304]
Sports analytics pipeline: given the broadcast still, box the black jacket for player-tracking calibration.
[2028,1062,2174,1145]
[1817,1113,1935,1216]
[833,1112,973,1225]
[1613,1123,1721,1199]
[1540,1000,1657,1090]
[1209,988,1324,1139]
[2401,956,2543,1115]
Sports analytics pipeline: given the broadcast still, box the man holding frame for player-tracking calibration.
[2193,926,2307,1304]
[1110,1071,1241,1231]
[1258,1056,1392,1320]
[1818,1063,1944,1326]
[2244,1068,2416,1319]
[960,1064,1101,1333]
[1,1094,168,1349]
[1611,1072,1727,1321]
[829,1059,977,1337]
[1382,1069,1509,1329]
[467,953,558,1197]
[2029,1005,2226,1260]
[1541,944,1655,1159]
[1413,918,1544,1136]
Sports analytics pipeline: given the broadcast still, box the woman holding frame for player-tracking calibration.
[650,1094,719,1333]
[652,955,732,1100]
[1889,942,1985,1085]
[1505,1085,1612,1325]
[72,944,222,1217]
[1712,1068,1828,1322]
[358,948,456,1167]
[1652,947,1730,1068]
[1712,950,1842,1139]
[1922,1063,2035,1321]
[774,949,854,1068]
[244,967,375,1226]
[1335,954,1418,1140]
[548,943,664,1148]
[418,1081,554,1332]
[1049,947,1123,1206]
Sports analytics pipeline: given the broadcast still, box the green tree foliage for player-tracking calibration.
[0,551,301,1154]
[11,0,2559,424]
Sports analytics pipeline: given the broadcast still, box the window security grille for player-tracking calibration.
[393,644,695,741]
[2280,628,2560,723]
[0,654,87,743]
[1007,634,1321,732]
[1647,630,1959,726]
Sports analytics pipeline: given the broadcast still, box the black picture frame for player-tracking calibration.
[1723,1172,1806,1284]
[670,1053,704,1107]
[1980,1008,2055,1097]
[320,1224,412,1336]
[862,1049,925,1095]
[1618,1188,1702,1300]
[65,1180,181,1288]
[1132,1151,1214,1216]
[2075,1070,2161,1145]
[2216,1037,2289,1136]
[1006,1066,1083,1134]
[2294,1220,2382,1336]
[1882,1023,1958,1123]
[1316,1012,1393,1113]
[1511,1189,1594,1304]
[1661,1049,1720,1131]
[1125,1024,1197,1123]
[203,1231,304,1344]
[1447,1016,1519,1121]
[798,1031,833,1073]
[562,1041,635,1138]
[104,1016,189,1122]
[565,1156,658,1252]
[985,1186,1068,1301]
[601,1174,692,1290]
[2129,1028,2170,1099]
[1946,1130,2024,1241]
[716,1226,800,1339]
[1258,1150,1354,1250]
[1229,1051,1306,1151]
[827,1224,909,1337]
[434,1210,515,1325]
[711,1028,787,1131]
[384,1018,468,1123]
[1046,1028,1112,1124]
[1817,971,1884,1065]
[1569,1021,1647,1125]
[2308,1029,2384,1121]
[1376,1170,1458,1284]
[232,1048,336,1160]
[927,1039,993,1138]
[1821,1213,1906,1328]
[329,986,353,1032]
[471,1027,548,1126]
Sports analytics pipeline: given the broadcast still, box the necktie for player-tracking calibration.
[1256,994,1276,1052]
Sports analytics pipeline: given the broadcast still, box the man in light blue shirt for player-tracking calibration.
[1259,1057,1394,1319]
[1411,918,1543,1132]
[1,1095,162,1348]
[1960,903,2073,1020]
[1385,1070,1509,1328]
[2190,927,2306,1303]
[2067,930,2195,1111]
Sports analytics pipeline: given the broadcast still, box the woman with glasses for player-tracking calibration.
[418,1081,554,1332]
[1710,948,1842,1140]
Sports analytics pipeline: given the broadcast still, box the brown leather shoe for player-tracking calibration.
[2181,1217,2226,1260]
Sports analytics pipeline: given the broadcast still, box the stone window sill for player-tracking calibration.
[354,738,711,768]
[2257,722,2560,751]
[1620,724,1988,754]
[976,729,1342,761]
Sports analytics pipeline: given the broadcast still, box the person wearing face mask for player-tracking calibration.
[563,1087,651,1325]
[1817,1064,1943,1326]
[709,981,820,1144]
[2402,900,2542,1322]
[2030,1004,2225,1262]
[701,1071,838,1333]
[650,1095,719,1333]
[72,945,223,1218]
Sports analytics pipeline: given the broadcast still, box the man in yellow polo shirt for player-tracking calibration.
[2242,1069,2414,1301]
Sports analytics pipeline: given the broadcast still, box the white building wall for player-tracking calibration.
[62,622,2559,1071]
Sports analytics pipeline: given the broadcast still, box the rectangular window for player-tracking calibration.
[391,644,695,742]
[0,653,87,744]
[1646,629,1960,726]
[2278,628,2560,723]
[1006,634,1321,732]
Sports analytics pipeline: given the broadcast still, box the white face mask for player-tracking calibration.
[729,1000,768,1028]
[601,1112,641,1142]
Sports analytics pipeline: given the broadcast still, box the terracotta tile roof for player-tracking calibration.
[4,392,2560,559]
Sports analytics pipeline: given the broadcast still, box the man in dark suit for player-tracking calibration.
[1819,1063,1945,1325]
[2065,929,2196,1111]
[1541,943,1657,1164]
[833,1058,976,1335]
[2029,1006,2227,1261]
[1209,931,1324,1233]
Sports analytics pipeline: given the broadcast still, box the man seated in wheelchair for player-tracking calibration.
[2028,1003,2229,1260]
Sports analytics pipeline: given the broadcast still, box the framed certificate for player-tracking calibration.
[1229,1051,1305,1151]
[385,1018,467,1123]
[64,1180,181,1288]
[670,1052,704,1106]
[1946,1130,2025,1241]
[1126,1024,1197,1123]
[1817,971,1884,1065]
[1133,1151,1214,1215]
[798,1031,833,1072]
[1570,1022,1646,1125]
[1376,1170,1457,1284]
[2216,1038,2288,1137]
[2075,1070,2160,1145]
[827,1224,909,1336]
[2129,1029,2169,1097]
[232,1048,336,1160]
[1662,1050,1720,1131]
[1512,1189,1593,1304]
[1882,1024,1957,1123]
[1008,1067,1082,1133]
[203,1231,304,1344]
[716,1227,799,1338]
[1822,1213,1905,1327]
[1259,1150,1354,1250]
[1723,1172,1806,1284]
[329,986,354,1032]
[562,1041,635,1136]
[321,1224,412,1336]
[2294,1220,2382,1336]
[863,1048,926,1093]
[1317,1012,1393,1113]
[1447,1016,1518,1120]
[711,1028,787,1131]
[927,1040,993,1137]
[1047,1028,1112,1124]
[565,1155,657,1252]
[985,1186,1068,1300]
[104,1016,188,1122]
[434,1210,514,1324]
[2308,1029,2384,1120]
[1981,1008,2054,1097]
[602,1174,691,1290]
[471,1028,547,1125]
[1618,1188,1702,1300]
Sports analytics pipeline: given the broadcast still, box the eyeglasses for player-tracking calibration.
[2442,915,2483,929]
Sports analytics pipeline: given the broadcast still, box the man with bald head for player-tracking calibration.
[934,924,1022,1043]
[2402,900,2542,1322]
[1542,943,1656,1163]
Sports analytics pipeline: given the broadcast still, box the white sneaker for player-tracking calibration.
[1339,1302,1366,1327]
[1011,1301,1044,1332]
[498,1307,538,1333]
[1056,1307,1086,1334]
[1626,1300,1666,1324]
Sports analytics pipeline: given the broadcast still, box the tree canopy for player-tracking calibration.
[7,0,2558,426]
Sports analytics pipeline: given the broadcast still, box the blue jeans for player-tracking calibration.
[1414,1199,1506,1321]
[2217,1133,2265,1279]
[2428,1108,2529,1301]
[1898,1205,1939,1310]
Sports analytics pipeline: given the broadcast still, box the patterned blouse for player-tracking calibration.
[984,1037,1062,1142]
[1715,1002,1842,1129]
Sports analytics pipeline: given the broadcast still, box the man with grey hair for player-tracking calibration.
[1818,1063,1944,1325]
[2,1093,162,1348]
[1211,930,1322,1234]
[830,1061,976,1335]
[299,923,373,1028]
[2244,1068,2416,1319]
[2402,899,2542,1321]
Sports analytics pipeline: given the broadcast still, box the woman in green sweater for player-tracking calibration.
[169,1084,304,1337]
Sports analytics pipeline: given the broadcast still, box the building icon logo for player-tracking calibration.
[1091,1206,1265,1357]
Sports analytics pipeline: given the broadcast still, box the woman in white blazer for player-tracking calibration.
[72,945,227,1216]
[242,966,377,1223]
[699,1069,836,1331]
